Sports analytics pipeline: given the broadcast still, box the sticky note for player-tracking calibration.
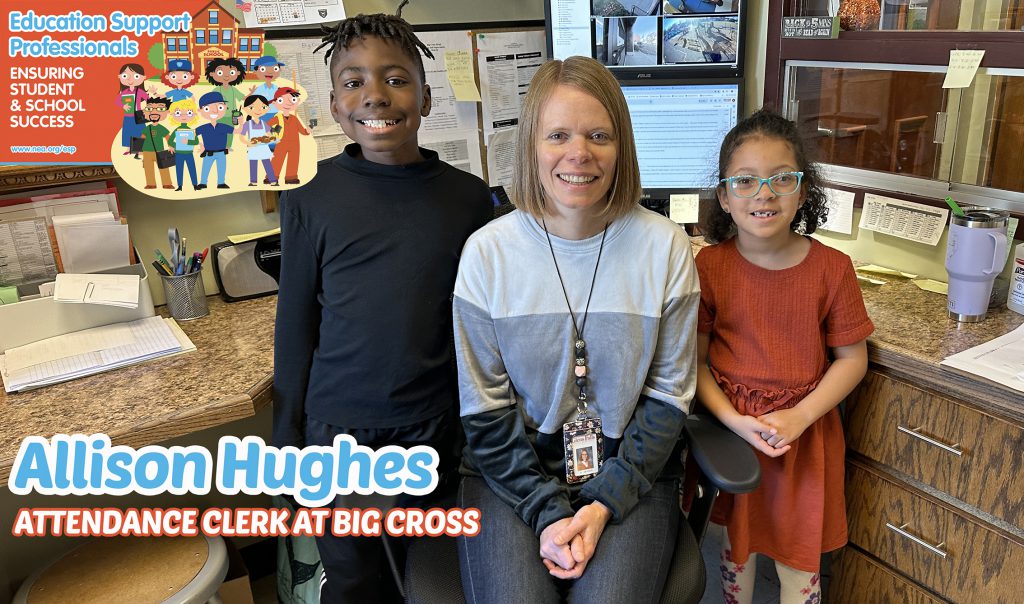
[856,264,918,279]
[913,279,949,295]
[445,50,482,102]
[942,49,985,89]
[669,194,699,224]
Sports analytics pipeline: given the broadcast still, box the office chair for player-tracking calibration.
[401,414,761,604]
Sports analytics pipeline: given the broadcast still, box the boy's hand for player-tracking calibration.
[759,408,811,449]
[726,414,791,457]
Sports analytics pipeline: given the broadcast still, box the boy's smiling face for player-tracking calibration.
[329,36,431,165]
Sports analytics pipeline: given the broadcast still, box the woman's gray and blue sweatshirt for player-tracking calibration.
[453,206,700,535]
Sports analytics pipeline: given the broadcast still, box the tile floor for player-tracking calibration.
[698,523,782,604]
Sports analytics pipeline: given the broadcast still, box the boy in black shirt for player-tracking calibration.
[272,11,492,602]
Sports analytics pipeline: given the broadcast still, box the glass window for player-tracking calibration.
[239,38,248,52]
[223,29,232,44]
[167,38,176,52]
[196,29,205,45]
[210,30,219,45]
[210,10,219,25]
[252,38,260,51]
[179,37,188,52]
[787,62,1024,198]
[948,70,1024,193]
[787,64,948,180]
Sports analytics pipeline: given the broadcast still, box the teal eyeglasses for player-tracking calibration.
[719,171,804,198]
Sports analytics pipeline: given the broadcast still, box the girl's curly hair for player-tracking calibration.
[703,108,829,244]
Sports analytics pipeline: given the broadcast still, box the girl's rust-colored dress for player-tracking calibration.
[695,238,874,572]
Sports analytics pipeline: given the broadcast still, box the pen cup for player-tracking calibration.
[160,270,209,320]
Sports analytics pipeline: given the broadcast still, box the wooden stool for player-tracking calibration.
[13,535,228,604]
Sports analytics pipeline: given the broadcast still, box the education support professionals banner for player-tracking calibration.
[1,1,317,197]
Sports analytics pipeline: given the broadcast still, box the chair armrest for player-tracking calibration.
[684,415,760,495]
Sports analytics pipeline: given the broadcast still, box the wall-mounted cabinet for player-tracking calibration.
[767,1,1024,217]
[783,61,1024,211]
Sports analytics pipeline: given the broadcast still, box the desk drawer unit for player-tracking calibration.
[845,460,1024,603]
[830,547,944,604]
[845,370,1024,527]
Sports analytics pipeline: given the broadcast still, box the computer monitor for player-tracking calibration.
[620,79,740,203]
[546,0,745,79]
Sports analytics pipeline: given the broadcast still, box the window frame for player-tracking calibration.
[764,1,1024,221]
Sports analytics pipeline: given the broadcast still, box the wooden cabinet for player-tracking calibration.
[830,547,943,604]
[832,369,1024,603]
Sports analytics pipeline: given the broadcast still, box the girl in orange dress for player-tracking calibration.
[695,110,874,604]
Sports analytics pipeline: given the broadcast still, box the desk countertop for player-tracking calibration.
[1,274,1021,487]
[860,277,1023,424]
[0,296,277,486]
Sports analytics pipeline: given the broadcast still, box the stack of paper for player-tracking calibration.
[53,273,140,308]
[0,316,195,392]
[941,324,1024,393]
[52,212,131,274]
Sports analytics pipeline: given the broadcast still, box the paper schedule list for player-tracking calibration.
[858,193,949,246]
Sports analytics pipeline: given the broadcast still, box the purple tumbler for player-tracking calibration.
[945,207,1009,322]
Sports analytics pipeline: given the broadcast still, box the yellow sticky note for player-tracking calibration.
[445,51,482,102]
[669,194,699,224]
[942,49,985,89]
[228,227,281,244]
[913,278,949,295]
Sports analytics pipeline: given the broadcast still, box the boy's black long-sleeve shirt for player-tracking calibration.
[273,144,492,448]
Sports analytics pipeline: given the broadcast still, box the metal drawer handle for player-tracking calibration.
[896,425,964,457]
[886,522,949,559]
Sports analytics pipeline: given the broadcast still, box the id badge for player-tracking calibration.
[563,416,603,484]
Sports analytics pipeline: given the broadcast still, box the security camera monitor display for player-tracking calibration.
[547,0,743,74]
[662,15,738,64]
[663,0,739,14]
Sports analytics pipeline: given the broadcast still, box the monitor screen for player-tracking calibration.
[621,81,740,199]
[547,0,743,78]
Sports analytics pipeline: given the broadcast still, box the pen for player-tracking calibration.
[178,237,187,275]
[151,260,171,276]
[154,249,175,275]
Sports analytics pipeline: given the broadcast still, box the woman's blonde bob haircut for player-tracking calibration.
[511,56,642,223]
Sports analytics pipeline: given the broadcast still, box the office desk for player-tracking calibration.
[0,295,277,486]
[832,279,1024,603]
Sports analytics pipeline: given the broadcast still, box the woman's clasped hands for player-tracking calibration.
[538,501,613,579]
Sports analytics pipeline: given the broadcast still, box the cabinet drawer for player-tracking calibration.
[846,370,1024,527]
[829,547,944,604]
[846,461,1024,603]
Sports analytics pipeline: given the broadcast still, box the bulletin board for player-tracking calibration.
[262,22,547,195]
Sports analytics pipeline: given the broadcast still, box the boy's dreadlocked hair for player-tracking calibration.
[314,0,434,82]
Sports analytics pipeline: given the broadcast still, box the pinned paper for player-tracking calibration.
[942,49,985,89]
[820,188,855,235]
[859,193,948,246]
[669,194,699,224]
[445,51,482,102]
[913,279,949,295]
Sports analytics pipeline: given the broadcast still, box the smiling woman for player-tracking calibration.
[453,56,701,604]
